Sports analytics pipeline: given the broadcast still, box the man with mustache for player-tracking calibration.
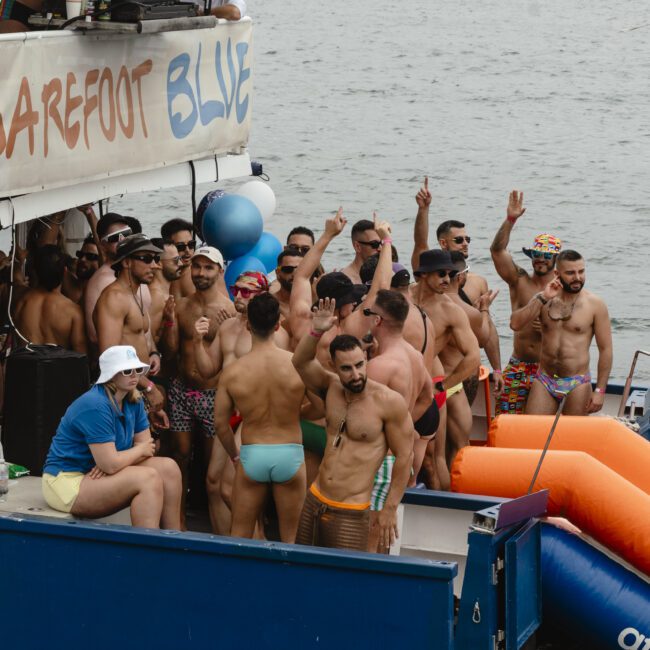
[491,191,563,414]
[510,250,612,415]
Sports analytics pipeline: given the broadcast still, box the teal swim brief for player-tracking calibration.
[240,443,304,483]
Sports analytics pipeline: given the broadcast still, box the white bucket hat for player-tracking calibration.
[97,345,150,384]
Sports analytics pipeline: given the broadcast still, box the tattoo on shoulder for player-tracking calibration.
[513,261,527,277]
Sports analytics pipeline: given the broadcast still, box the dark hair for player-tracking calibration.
[123,216,142,235]
[287,226,314,244]
[82,233,97,247]
[375,289,409,325]
[277,246,304,266]
[97,212,128,238]
[34,244,65,291]
[247,293,280,338]
[329,334,363,360]
[161,218,193,242]
[359,254,379,284]
[351,219,375,240]
[150,237,165,250]
[557,250,583,265]
[436,220,465,240]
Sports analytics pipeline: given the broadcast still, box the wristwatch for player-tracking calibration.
[535,293,548,305]
[434,380,445,393]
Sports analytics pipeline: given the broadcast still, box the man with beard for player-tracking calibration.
[270,246,304,319]
[193,270,288,532]
[161,219,197,300]
[94,235,166,416]
[292,300,414,552]
[148,239,183,345]
[161,246,235,530]
[62,235,100,304]
[340,218,382,284]
[490,191,563,414]
[214,293,306,543]
[510,250,612,416]
[286,226,315,254]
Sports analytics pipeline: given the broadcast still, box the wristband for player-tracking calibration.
[535,293,548,305]
[382,237,393,245]
[493,369,502,375]
[231,455,240,463]
[506,215,517,224]
[310,329,325,338]
[163,321,175,328]
[149,351,161,358]
[480,309,489,313]
[594,387,605,394]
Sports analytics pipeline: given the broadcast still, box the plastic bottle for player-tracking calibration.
[0,440,8,502]
[85,0,95,20]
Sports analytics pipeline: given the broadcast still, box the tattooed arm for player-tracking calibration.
[490,190,527,286]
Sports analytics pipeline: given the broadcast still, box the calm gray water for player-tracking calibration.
[113,0,650,382]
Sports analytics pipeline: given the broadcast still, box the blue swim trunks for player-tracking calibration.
[240,443,304,483]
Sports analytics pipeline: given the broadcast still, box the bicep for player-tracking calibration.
[491,250,519,285]
[96,296,126,351]
[594,302,612,348]
[384,398,414,456]
[214,378,235,425]
[88,441,119,467]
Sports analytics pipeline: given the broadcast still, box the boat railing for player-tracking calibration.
[618,349,650,417]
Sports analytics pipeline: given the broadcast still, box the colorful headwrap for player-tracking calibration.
[236,270,269,292]
[522,233,562,258]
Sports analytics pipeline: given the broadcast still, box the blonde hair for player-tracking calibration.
[103,380,142,413]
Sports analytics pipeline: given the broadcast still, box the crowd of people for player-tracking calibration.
[1,179,613,553]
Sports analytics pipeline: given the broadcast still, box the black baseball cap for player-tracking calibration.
[414,250,455,277]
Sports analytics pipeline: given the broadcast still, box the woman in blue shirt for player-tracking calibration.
[43,345,182,529]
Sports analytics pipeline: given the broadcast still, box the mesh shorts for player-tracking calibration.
[167,376,215,437]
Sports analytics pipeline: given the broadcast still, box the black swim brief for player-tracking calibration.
[414,400,439,438]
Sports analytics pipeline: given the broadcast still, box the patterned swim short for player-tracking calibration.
[167,376,216,437]
[495,356,540,416]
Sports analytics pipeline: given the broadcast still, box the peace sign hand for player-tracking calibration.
[507,190,526,222]
[416,176,432,208]
[311,298,338,334]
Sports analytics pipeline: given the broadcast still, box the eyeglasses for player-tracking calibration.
[76,251,99,262]
[231,286,262,299]
[163,255,182,265]
[530,250,555,260]
[130,254,161,265]
[101,227,132,243]
[452,236,471,244]
[121,367,145,377]
[279,265,298,274]
[174,240,196,253]
[286,245,310,255]
[357,239,382,250]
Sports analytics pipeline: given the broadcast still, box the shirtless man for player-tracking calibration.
[148,239,182,345]
[363,289,434,552]
[14,245,87,354]
[94,235,166,417]
[193,270,288,529]
[510,250,612,415]
[340,218,382,283]
[161,219,197,300]
[270,246,304,319]
[292,305,414,552]
[413,249,480,483]
[161,246,235,531]
[286,226,315,255]
[491,190,563,414]
[214,293,306,543]
[62,235,100,305]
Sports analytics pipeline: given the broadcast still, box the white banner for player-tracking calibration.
[0,20,253,197]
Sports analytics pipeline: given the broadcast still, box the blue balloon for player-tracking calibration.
[224,255,267,299]
[246,232,283,273]
[197,189,226,224]
[202,194,263,261]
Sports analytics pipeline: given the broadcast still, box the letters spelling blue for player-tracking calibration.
[166,38,250,139]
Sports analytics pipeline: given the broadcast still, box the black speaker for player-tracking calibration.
[3,345,90,476]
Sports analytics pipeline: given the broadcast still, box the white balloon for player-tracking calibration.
[236,180,277,222]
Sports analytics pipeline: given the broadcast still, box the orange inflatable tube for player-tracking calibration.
[488,415,650,494]
[451,447,650,576]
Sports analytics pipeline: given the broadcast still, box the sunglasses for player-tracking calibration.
[174,240,196,253]
[130,253,161,265]
[231,286,262,299]
[358,239,382,250]
[452,236,471,244]
[435,270,455,278]
[334,419,346,448]
[530,250,555,260]
[286,245,311,255]
[76,251,99,262]
[121,367,145,377]
[163,255,182,265]
[101,227,132,243]
[279,265,298,274]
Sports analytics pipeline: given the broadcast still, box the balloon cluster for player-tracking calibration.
[200,181,282,298]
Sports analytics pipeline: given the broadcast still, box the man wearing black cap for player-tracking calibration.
[94,234,167,421]
[413,248,480,487]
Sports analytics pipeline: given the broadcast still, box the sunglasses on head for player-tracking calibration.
[130,253,161,265]
[279,265,298,274]
[452,236,471,244]
[101,227,132,243]
[530,250,555,260]
[358,239,382,250]
[175,240,196,253]
[231,286,262,299]
[76,251,99,262]
[286,245,311,255]
[121,367,145,377]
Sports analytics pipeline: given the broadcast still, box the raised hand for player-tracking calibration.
[194,316,210,341]
[507,190,526,222]
[541,277,562,302]
[475,288,500,312]
[213,307,234,326]
[311,298,338,333]
[373,212,392,240]
[162,295,176,322]
[415,176,432,209]
[324,207,347,238]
